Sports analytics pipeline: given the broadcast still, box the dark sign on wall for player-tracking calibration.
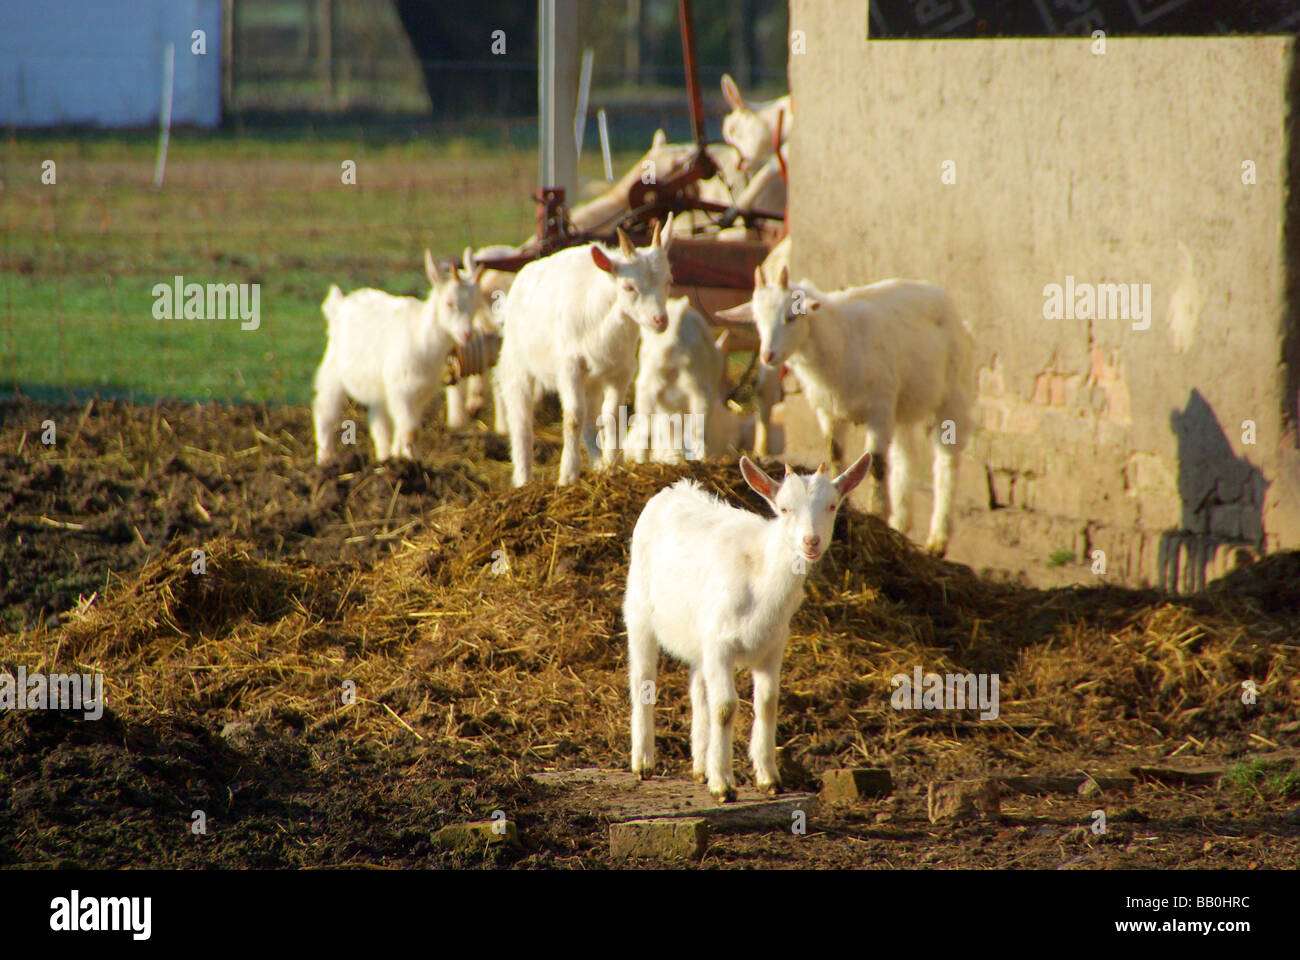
[868,1,1300,38]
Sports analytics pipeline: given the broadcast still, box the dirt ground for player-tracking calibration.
[1,398,1298,869]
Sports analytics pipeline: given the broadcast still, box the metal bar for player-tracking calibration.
[678,0,706,145]
[539,0,555,188]
[575,47,593,160]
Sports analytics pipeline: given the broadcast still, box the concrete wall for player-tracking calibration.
[786,0,1300,587]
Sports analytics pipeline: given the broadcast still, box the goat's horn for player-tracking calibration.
[754,264,765,288]
[651,219,662,248]
[617,227,636,256]
[816,461,828,474]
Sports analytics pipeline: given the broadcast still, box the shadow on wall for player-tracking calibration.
[1157,390,1267,592]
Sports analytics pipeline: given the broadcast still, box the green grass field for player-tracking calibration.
[1,128,638,405]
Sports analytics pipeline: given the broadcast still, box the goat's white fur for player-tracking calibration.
[312,250,482,463]
[625,454,871,800]
[721,73,791,173]
[628,296,742,462]
[720,270,973,555]
[444,246,508,429]
[498,218,676,486]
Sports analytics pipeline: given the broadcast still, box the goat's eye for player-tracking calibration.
[827,504,836,513]
[623,282,635,292]
[779,508,789,515]
[784,311,796,324]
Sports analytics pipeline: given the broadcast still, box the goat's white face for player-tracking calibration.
[591,215,675,334]
[749,267,819,369]
[722,108,774,172]
[741,454,872,562]
[425,249,483,346]
[720,73,775,172]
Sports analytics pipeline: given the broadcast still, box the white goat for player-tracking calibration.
[497,217,676,486]
[628,296,729,462]
[719,267,974,556]
[625,453,872,801]
[313,250,481,463]
[444,247,503,429]
[721,73,791,173]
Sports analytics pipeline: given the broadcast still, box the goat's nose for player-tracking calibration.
[761,350,775,366]
[653,314,668,331]
[803,535,821,549]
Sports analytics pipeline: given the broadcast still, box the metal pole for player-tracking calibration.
[539,0,554,189]
[678,0,706,146]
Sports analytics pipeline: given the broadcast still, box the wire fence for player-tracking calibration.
[0,61,760,407]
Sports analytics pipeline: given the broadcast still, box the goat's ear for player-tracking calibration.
[721,73,745,111]
[461,246,477,278]
[778,265,789,289]
[590,245,615,274]
[714,330,730,353]
[740,456,780,506]
[715,301,754,322]
[833,452,873,499]
[754,264,765,290]
[425,249,442,285]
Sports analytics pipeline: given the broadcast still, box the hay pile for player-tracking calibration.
[13,460,1298,777]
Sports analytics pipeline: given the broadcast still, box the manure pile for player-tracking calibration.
[9,459,1298,780]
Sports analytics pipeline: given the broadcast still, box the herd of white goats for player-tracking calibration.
[308,76,976,799]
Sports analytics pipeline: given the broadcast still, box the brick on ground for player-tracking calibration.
[928,779,1001,822]
[610,818,709,860]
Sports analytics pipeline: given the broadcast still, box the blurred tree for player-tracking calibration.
[389,0,788,117]
[391,0,537,117]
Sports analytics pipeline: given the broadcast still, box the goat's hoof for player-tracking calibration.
[693,772,707,785]
[710,786,737,804]
[926,539,948,557]
[757,780,782,797]
[633,765,653,781]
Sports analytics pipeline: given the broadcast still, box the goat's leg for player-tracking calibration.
[465,372,487,418]
[927,410,967,556]
[389,393,424,462]
[627,609,658,779]
[887,425,919,536]
[681,372,711,462]
[601,379,629,469]
[556,357,589,486]
[628,381,654,464]
[504,373,535,487]
[753,363,781,457]
[367,404,394,462]
[861,414,894,521]
[749,651,783,795]
[814,406,840,467]
[689,665,709,783]
[311,359,347,465]
[492,370,509,434]
[444,380,470,430]
[702,648,738,803]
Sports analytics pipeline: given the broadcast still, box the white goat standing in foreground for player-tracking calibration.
[720,266,973,555]
[625,453,872,801]
[313,250,481,463]
[497,217,676,487]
